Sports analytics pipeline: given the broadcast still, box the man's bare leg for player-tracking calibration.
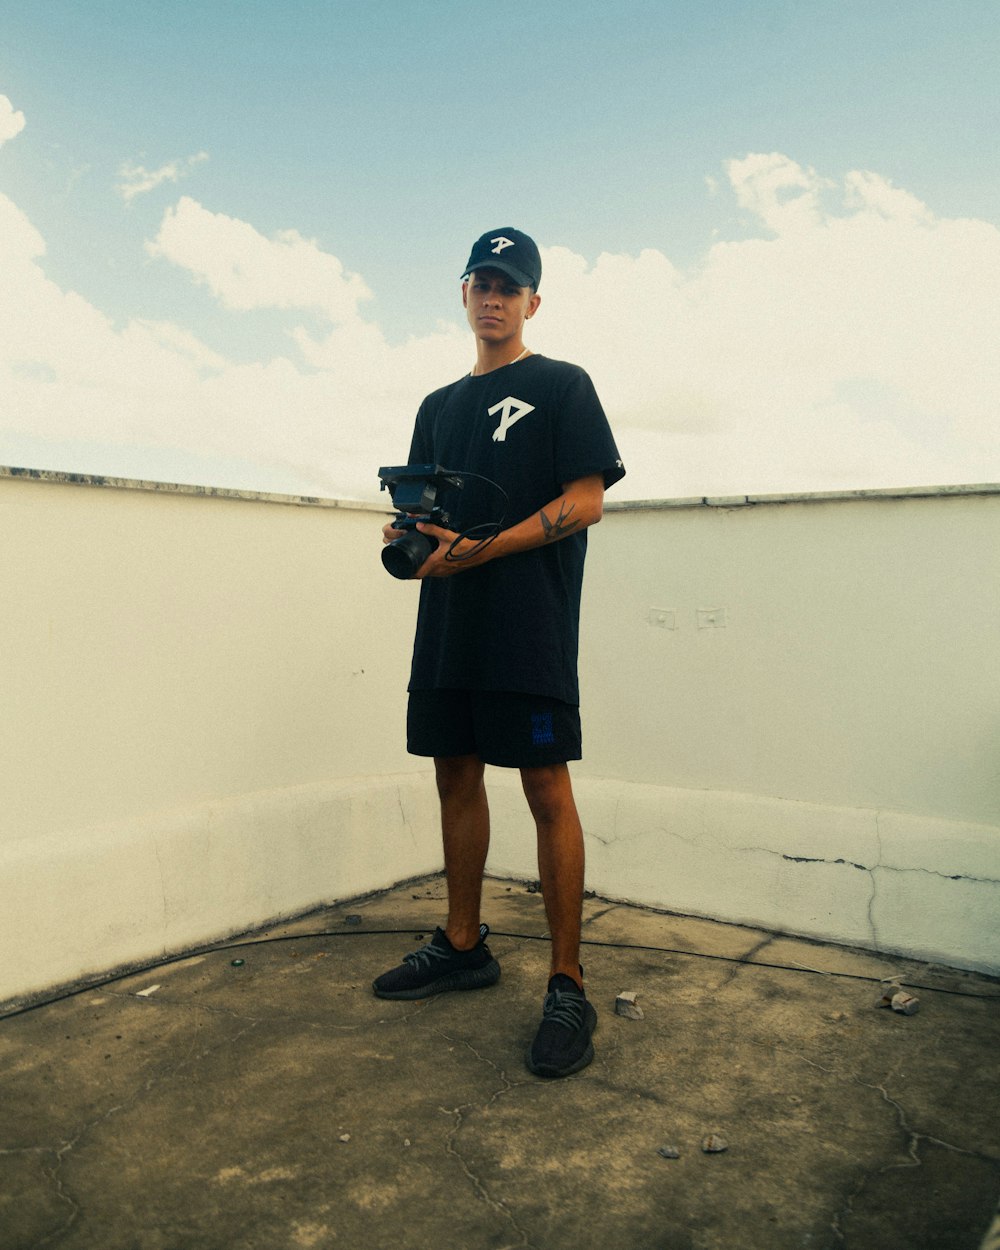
[520,763,585,988]
[435,754,490,951]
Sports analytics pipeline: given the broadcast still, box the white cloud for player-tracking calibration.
[726,151,835,236]
[147,197,372,323]
[0,188,454,499]
[0,95,26,146]
[844,170,934,225]
[117,151,209,202]
[531,156,1000,498]
[2,149,999,503]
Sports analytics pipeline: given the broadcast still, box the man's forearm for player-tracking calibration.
[466,474,605,563]
[412,473,606,577]
[539,498,585,543]
[493,483,601,557]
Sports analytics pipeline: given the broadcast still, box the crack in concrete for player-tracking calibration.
[718,935,777,988]
[584,826,617,848]
[738,817,998,962]
[828,1081,996,1247]
[581,904,618,928]
[25,1018,262,1248]
[776,853,998,887]
[432,1027,534,1249]
[786,1053,998,1246]
[19,983,436,1241]
[587,800,624,847]
[395,785,417,849]
[17,1015,261,1250]
[587,820,709,852]
[34,1097,129,1248]
[867,815,884,950]
[782,854,869,871]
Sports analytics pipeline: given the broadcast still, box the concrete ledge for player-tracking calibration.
[0,772,441,1011]
[0,464,389,511]
[483,772,1000,975]
[6,464,997,514]
[605,481,1000,511]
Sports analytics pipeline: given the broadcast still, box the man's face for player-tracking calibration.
[463,269,541,343]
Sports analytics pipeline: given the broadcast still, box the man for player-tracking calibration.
[373,228,625,1078]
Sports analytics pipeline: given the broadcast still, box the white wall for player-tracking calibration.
[487,487,1000,973]
[2,471,998,1007]
[1,473,421,836]
[585,489,999,826]
[0,471,439,1008]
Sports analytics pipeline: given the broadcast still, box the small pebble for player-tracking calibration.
[230,959,245,967]
[890,991,919,1015]
[701,1133,728,1153]
[875,983,902,1008]
[615,991,644,1020]
[338,1134,351,1143]
[657,1145,680,1159]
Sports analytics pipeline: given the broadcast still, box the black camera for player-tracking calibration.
[378,464,464,579]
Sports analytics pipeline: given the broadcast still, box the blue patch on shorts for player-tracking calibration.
[531,711,555,746]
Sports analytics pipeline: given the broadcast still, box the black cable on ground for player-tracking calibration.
[2,926,998,1024]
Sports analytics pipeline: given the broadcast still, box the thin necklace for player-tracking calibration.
[470,347,530,378]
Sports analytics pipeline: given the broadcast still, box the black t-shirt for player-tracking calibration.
[404,354,625,704]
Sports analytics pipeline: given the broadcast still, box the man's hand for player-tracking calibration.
[381,516,479,579]
[382,519,406,544]
[410,522,487,578]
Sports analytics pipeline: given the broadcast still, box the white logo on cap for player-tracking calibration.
[489,395,535,442]
[490,236,515,255]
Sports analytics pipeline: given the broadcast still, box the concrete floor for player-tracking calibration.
[2,876,999,1250]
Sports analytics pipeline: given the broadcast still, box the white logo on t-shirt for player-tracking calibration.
[489,396,535,442]
[490,236,515,255]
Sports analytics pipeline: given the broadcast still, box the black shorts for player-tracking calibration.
[407,689,582,768]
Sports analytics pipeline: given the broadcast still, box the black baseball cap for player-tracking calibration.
[462,228,542,290]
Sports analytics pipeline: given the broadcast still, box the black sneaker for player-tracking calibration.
[372,924,500,1000]
[525,973,597,1078]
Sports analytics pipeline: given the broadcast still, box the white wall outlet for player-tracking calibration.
[648,607,677,630]
[697,607,727,629]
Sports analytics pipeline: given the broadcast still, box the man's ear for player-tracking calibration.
[461,281,469,309]
[526,292,541,319]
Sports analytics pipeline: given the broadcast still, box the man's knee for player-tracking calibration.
[434,754,486,805]
[520,763,577,826]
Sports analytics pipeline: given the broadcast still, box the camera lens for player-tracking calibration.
[382,530,438,579]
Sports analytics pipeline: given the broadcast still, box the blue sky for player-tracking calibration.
[2,1,999,500]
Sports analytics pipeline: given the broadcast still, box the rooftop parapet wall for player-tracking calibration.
[586,481,1000,827]
[1,467,998,1003]
[5,463,996,510]
[566,479,1000,972]
[0,467,408,845]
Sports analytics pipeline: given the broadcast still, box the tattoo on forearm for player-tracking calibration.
[539,501,581,543]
